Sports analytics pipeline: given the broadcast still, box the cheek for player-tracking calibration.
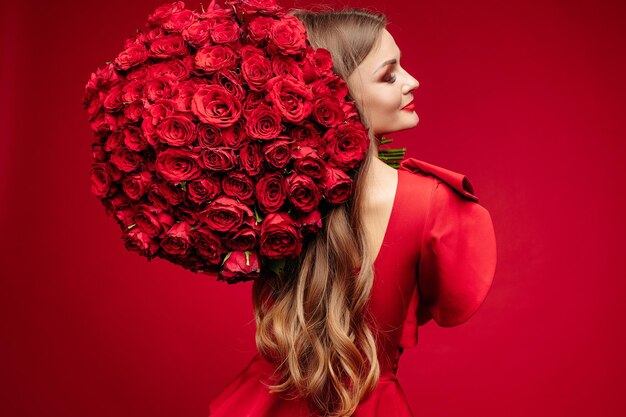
[360,89,405,132]
[367,90,400,114]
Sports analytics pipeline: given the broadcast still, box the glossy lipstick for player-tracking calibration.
[402,101,415,111]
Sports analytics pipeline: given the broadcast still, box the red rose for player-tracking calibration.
[91,143,107,162]
[292,146,326,179]
[221,121,247,148]
[220,251,261,283]
[103,84,124,112]
[268,15,307,56]
[342,100,360,121]
[178,206,202,226]
[124,227,159,258]
[190,227,224,265]
[122,171,152,200]
[201,196,252,232]
[293,210,323,238]
[84,63,121,99]
[111,147,143,173]
[286,174,322,213]
[126,63,150,81]
[194,45,238,74]
[246,16,274,45]
[182,20,211,47]
[311,75,350,102]
[199,1,234,19]
[299,55,319,84]
[113,207,134,227]
[198,147,237,172]
[239,141,264,177]
[122,80,144,102]
[141,117,158,146]
[134,204,175,238]
[161,221,192,256]
[262,138,293,169]
[228,227,258,251]
[244,104,282,140]
[210,19,241,44]
[114,44,149,71]
[311,48,334,75]
[145,99,177,123]
[88,113,108,135]
[104,131,124,153]
[289,122,322,149]
[271,55,304,81]
[321,167,353,204]
[266,76,313,123]
[124,101,145,123]
[90,163,112,197]
[196,123,223,147]
[170,85,194,112]
[222,171,255,203]
[323,124,369,170]
[105,184,128,210]
[240,46,271,91]
[148,59,191,82]
[149,180,184,208]
[163,9,196,32]
[311,96,345,128]
[156,113,197,146]
[83,89,104,120]
[240,0,281,15]
[260,212,302,259]
[191,85,242,127]
[187,176,221,204]
[144,78,173,102]
[213,70,246,101]
[147,1,185,26]
[255,172,287,213]
[149,34,189,59]
[155,148,201,182]
[242,91,266,113]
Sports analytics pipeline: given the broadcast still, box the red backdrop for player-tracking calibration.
[1,0,625,416]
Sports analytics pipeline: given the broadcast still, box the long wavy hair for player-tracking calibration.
[251,7,388,417]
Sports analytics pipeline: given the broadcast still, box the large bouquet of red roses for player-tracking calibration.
[82,0,372,283]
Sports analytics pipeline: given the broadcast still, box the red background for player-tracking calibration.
[1,0,625,416]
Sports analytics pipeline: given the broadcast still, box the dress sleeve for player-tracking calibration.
[416,178,497,327]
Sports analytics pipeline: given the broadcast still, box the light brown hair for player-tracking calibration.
[252,7,388,417]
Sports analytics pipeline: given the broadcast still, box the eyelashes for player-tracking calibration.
[384,73,397,83]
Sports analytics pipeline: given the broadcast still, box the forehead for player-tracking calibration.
[376,29,398,53]
[363,29,399,65]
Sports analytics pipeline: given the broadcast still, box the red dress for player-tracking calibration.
[207,157,497,417]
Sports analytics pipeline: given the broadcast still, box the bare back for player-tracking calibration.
[359,158,400,262]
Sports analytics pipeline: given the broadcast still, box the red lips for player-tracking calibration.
[402,101,415,111]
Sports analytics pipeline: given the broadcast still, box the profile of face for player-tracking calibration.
[347,28,420,138]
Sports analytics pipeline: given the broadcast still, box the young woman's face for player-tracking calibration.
[347,28,420,137]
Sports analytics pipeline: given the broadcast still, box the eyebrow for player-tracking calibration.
[372,50,402,76]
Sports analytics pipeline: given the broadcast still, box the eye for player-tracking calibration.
[383,73,397,84]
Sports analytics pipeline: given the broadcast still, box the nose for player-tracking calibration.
[402,70,419,94]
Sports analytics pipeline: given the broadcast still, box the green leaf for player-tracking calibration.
[221,251,232,266]
[267,258,287,277]
[254,207,263,224]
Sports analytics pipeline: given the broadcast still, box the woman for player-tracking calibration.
[208,7,497,417]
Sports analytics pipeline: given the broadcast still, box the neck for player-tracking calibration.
[372,135,383,157]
